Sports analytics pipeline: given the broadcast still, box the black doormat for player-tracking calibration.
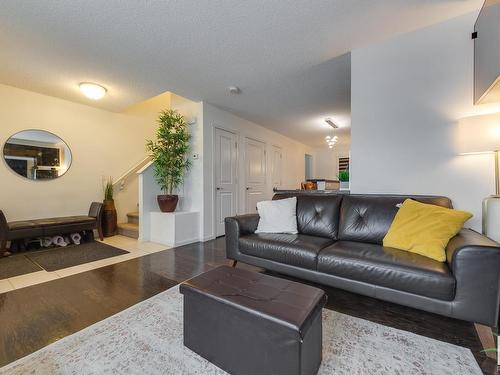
[26,242,129,272]
[0,254,43,279]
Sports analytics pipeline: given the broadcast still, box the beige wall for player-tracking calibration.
[0,83,162,222]
[351,13,500,231]
[170,93,204,239]
[313,142,350,180]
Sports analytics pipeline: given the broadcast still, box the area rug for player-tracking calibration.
[26,242,129,271]
[0,286,481,375]
[0,254,42,279]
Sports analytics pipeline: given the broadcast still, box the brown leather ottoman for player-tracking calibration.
[179,265,327,375]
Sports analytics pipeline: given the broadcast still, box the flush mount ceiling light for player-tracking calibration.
[79,82,107,100]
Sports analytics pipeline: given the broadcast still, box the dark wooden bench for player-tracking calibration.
[0,202,103,257]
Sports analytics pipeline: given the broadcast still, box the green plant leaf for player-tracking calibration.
[337,169,349,182]
[480,348,498,353]
[102,176,114,200]
[146,109,191,194]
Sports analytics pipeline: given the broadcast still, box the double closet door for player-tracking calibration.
[214,128,239,237]
[244,138,266,214]
[214,129,281,236]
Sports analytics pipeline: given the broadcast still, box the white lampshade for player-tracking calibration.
[458,113,500,242]
[457,113,500,154]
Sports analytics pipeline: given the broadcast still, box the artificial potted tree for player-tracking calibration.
[102,176,117,237]
[146,109,191,212]
[338,170,350,191]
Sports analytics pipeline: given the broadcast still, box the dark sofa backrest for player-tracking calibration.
[296,195,343,240]
[272,192,452,243]
[338,195,452,244]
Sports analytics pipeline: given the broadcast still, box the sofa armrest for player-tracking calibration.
[446,228,500,326]
[224,214,260,260]
[446,228,500,269]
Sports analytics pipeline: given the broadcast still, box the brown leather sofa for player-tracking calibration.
[225,193,500,328]
[0,202,103,256]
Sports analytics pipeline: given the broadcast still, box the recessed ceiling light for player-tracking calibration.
[79,82,107,100]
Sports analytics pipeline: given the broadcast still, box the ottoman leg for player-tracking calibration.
[230,260,237,268]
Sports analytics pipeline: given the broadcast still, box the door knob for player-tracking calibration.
[216,187,222,190]
[246,187,251,190]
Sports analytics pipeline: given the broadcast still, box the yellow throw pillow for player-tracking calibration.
[383,199,472,262]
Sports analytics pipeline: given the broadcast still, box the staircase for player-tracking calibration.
[117,211,139,239]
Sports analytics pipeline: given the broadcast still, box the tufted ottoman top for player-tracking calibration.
[180,265,326,334]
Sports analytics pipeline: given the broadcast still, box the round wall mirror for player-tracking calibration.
[3,130,72,181]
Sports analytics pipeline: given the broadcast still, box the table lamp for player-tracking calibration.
[458,113,500,241]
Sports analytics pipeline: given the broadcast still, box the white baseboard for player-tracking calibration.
[173,237,200,247]
[202,234,216,242]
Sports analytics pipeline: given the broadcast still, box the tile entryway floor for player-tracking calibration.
[0,236,168,293]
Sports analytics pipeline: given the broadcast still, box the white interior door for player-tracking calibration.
[245,137,266,213]
[215,128,238,237]
[271,145,283,190]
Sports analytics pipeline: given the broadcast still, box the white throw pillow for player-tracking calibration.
[255,197,298,234]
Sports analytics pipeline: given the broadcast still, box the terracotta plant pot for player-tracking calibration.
[102,199,117,237]
[157,194,178,213]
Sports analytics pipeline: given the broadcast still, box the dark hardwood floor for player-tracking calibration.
[0,237,497,374]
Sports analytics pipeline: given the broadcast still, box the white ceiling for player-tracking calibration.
[0,0,483,146]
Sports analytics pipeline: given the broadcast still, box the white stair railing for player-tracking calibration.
[113,156,152,191]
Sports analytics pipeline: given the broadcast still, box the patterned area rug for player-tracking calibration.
[1,286,481,375]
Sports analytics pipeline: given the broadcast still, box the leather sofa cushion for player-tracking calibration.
[7,221,44,239]
[32,216,96,227]
[317,241,456,301]
[6,216,96,240]
[297,195,342,240]
[239,233,334,270]
[338,195,452,244]
[8,221,42,230]
[8,216,95,230]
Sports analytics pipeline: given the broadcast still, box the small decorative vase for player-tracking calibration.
[102,199,117,237]
[339,181,350,191]
[157,194,179,212]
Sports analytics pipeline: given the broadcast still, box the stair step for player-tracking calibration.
[117,222,139,239]
[126,211,139,225]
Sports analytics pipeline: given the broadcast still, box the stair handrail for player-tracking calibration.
[113,156,152,191]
